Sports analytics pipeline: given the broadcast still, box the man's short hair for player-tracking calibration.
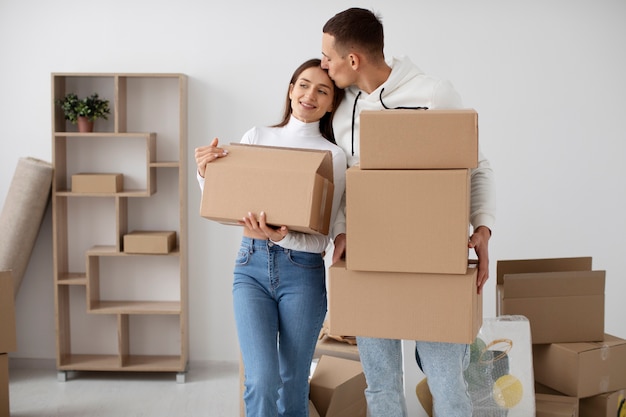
[323,7,384,60]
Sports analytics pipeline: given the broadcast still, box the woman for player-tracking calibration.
[195,58,346,417]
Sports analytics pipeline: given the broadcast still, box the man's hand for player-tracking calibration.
[332,233,346,264]
[468,226,491,294]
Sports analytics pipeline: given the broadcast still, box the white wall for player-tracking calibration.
[1,0,625,372]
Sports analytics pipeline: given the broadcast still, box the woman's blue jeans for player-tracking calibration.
[233,237,327,417]
[357,337,471,417]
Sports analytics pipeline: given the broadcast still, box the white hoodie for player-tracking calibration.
[331,56,495,238]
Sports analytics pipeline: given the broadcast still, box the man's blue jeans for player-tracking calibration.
[357,337,472,417]
[233,237,327,417]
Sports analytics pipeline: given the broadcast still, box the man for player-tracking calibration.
[321,7,496,417]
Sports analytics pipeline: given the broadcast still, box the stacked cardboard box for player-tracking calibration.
[328,109,482,344]
[1,271,17,417]
[497,257,626,415]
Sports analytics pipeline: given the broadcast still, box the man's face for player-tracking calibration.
[321,33,353,89]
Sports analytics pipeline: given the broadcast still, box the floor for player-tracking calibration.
[8,361,240,417]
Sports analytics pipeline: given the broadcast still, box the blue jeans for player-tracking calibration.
[233,237,327,417]
[357,337,471,417]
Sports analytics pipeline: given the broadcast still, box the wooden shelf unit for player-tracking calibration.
[51,73,188,381]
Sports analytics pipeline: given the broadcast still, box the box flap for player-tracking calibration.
[225,143,334,182]
[497,257,592,284]
[309,355,366,417]
[502,270,605,297]
[554,334,626,354]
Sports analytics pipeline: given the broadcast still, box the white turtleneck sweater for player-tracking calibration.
[198,115,347,254]
[331,56,496,236]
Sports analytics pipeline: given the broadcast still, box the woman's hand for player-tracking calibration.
[240,211,289,242]
[194,138,229,178]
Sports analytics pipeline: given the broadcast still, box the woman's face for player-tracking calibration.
[289,66,334,123]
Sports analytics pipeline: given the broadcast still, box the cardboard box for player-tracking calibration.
[200,144,334,235]
[123,231,177,254]
[535,393,579,417]
[328,261,482,343]
[0,271,16,353]
[496,257,593,285]
[497,270,605,344]
[71,173,123,193]
[346,166,470,274]
[359,109,478,169]
[0,354,9,417]
[309,355,367,417]
[496,257,604,344]
[579,388,625,417]
[533,334,626,398]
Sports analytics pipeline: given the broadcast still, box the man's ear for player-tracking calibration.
[348,53,360,70]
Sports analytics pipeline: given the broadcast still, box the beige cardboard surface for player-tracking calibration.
[498,270,605,344]
[71,173,123,193]
[123,231,177,254]
[0,271,16,353]
[579,388,625,417]
[0,354,8,417]
[328,261,481,343]
[535,393,579,417]
[359,109,478,169]
[309,355,367,417]
[533,334,626,398]
[200,144,334,235]
[496,257,592,285]
[346,166,470,274]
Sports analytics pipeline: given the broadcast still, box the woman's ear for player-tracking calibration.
[288,83,294,99]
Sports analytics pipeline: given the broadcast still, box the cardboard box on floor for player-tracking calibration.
[71,173,123,193]
[579,388,626,417]
[496,257,605,344]
[533,334,626,398]
[346,166,470,274]
[123,231,177,254]
[309,355,367,417]
[0,271,16,354]
[328,261,482,343]
[1,354,9,417]
[359,109,478,169]
[535,393,579,417]
[200,144,334,235]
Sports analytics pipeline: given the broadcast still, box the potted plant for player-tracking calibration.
[56,92,111,132]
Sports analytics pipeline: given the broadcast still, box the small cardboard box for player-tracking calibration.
[328,261,481,343]
[200,144,334,235]
[1,354,9,417]
[123,231,176,254]
[71,173,123,193]
[359,109,478,169]
[0,271,16,353]
[533,334,626,398]
[579,388,625,417]
[309,355,367,417]
[535,393,579,417]
[496,257,604,344]
[346,166,469,274]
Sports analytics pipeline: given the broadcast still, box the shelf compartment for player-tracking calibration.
[57,354,185,372]
[57,273,87,286]
[53,133,156,197]
[89,301,181,315]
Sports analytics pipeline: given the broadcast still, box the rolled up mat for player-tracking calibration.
[0,157,53,297]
